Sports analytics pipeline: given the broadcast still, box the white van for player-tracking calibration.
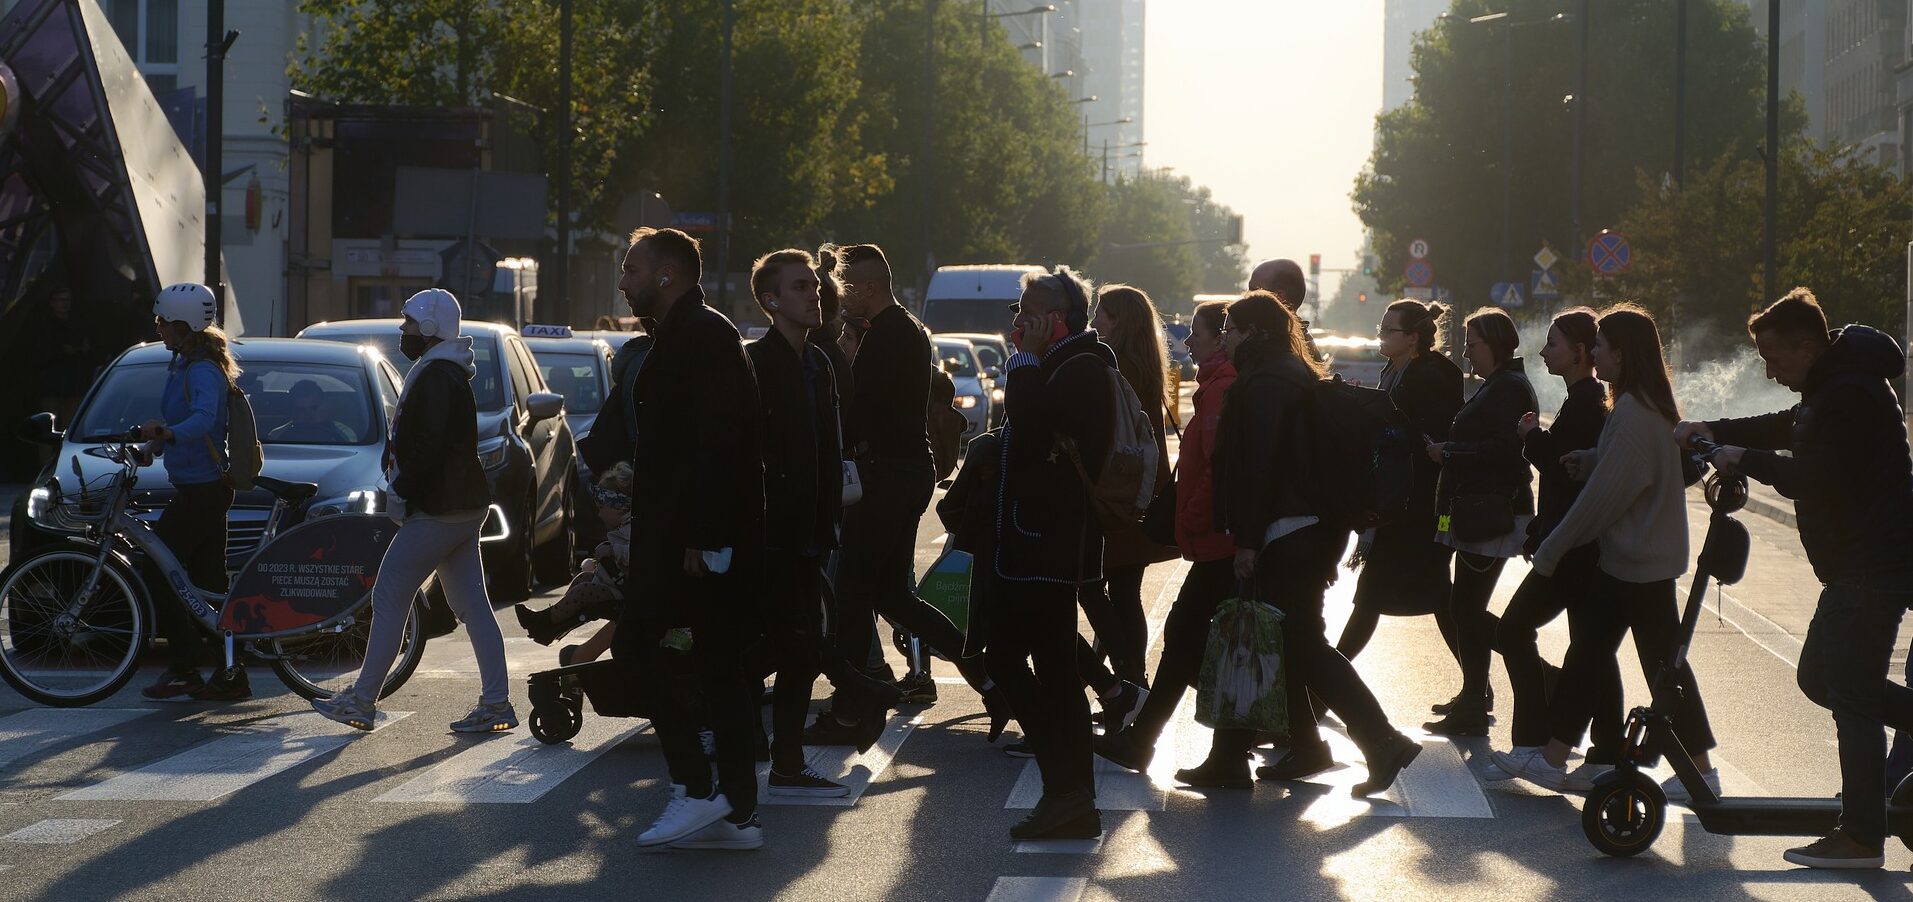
[920,264,1048,337]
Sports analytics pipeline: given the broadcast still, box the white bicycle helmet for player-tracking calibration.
[155,283,218,332]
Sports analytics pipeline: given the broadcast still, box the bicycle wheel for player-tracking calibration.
[0,549,146,707]
[269,593,426,701]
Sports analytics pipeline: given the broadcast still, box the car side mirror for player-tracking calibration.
[527,391,565,422]
[984,366,1001,380]
[19,412,62,446]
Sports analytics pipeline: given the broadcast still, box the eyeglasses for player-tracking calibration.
[1377,326,1410,337]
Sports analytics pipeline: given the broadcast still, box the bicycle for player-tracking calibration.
[0,432,427,707]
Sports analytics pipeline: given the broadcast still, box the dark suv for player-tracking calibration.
[296,319,576,601]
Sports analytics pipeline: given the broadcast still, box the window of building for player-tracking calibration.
[106,0,181,96]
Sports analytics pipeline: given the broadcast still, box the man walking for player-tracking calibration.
[614,228,768,851]
[987,266,1117,840]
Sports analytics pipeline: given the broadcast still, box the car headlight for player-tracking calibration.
[956,395,979,410]
[990,388,1004,404]
[309,488,385,519]
[478,436,511,470]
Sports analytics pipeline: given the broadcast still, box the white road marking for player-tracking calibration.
[759,712,920,807]
[57,712,411,802]
[986,877,1088,902]
[0,709,151,773]
[374,717,647,804]
[1705,587,1803,669]
[1,819,120,844]
[1014,836,1104,854]
[1295,726,1493,826]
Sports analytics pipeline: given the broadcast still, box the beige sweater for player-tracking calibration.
[1533,393,1689,582]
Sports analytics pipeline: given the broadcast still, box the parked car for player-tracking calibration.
[932,336,993,441]
[521,325,613,443]
[940,332,1008,427]
[1316,331,1388,388]
[296,319,575,600]
[11,339,401,582]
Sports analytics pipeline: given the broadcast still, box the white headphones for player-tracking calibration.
[658,275,671,287]
[769,301,781,310]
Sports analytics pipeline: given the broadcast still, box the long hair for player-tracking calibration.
[1597,303,1679,424]
[1384,299,1448,353]
[1227,291,1326,378]
[816,245,844,322]
[175,325,240,385]
[1094,284,1176,422]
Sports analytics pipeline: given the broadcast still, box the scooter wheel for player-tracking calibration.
[1582,772,1666,857]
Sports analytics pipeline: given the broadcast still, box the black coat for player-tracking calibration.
[391,357,489,516]
[1437,359,1538,517]
[847,304,932,469]
[1387,351,1465,519]
[1524,376,1607,552]
[1711,324,1913,583]
[746,328,842,557]
[621,289,766,618]
[1213,345,1324,549]
[576,334,654,475]
[994,332,1116,586]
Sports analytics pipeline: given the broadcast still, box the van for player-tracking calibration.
[920,264,1048,337]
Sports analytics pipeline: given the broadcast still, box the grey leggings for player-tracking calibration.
[352,510,507,704]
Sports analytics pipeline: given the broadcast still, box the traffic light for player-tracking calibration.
[1358,292,1368,303]
[1308,254,1321,277]
[1361,255,1376,277]
[1227,214,1244,246]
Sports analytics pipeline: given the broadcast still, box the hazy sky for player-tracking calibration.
[1145,2,1384,299]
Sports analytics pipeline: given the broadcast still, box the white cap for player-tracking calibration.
[155,283,217,332]
[401,288,462,339]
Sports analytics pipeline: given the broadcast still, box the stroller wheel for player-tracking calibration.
[530,702,583,745]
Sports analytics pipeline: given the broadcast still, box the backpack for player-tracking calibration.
[185,373,262,491]
[1061,358,1159,529]
[928,365,966,481]
[1305,375,1416,530]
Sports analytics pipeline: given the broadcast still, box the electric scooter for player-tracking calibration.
[1581,439,1913,856]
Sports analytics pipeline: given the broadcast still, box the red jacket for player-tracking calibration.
[1175,352,1237,562]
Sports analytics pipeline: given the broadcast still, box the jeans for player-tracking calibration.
[1798,582,1913,846]
[1126,558,1236,742]
[1496,543,1621,755]
[1550,571,1715,761]
[1445,551,1509,701]
[148,481,233,671]
[1261,526,1398,756]
[987,578,1093,799]
[834,462,978,689]
[1074,564,1148,695]
[353,511,504,705]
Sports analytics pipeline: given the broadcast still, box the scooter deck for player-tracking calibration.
[1684,797,1913,838]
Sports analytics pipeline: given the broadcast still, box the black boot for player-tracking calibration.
[1010,789,1100,840]
[1422,703,1491,737]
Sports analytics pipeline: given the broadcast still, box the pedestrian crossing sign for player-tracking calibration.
[1531,269,1561,302]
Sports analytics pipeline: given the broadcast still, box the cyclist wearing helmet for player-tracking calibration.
[140,283,249,702]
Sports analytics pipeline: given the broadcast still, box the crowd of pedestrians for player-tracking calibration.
[128,224,1913,868]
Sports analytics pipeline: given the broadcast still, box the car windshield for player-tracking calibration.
[302,330,505,410]
[922,299,1013,336]
[935,342,979,377]
[532,351,604,415]
[967,342,1005,372]
[72,361,381,445]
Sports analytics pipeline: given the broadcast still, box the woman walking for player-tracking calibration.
[313,289,515,733]
[1498,304,1719,798]
[1094,299,1238,773]
[1336,300,1463,659]
[1423,308,1537,737]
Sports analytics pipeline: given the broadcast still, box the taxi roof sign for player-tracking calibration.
[522,324,574,339]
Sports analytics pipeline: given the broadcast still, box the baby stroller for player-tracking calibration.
[527,656,645,744]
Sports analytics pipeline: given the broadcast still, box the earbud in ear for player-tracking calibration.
[769,301,781,310]
[659,276,670,288]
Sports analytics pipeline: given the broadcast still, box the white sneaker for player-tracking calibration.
[667,812,765,850]
[637,790,733,847]
[1483,746,1544,780]
[1493,750,1578,793]
[1566,762,1614,791]
[1661,768,1721,805]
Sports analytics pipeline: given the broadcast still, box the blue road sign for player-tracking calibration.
[1404,258,1434,288]
[670,211,720,233]
[1587,230,1632,276]
[1491,282,1525,309]
[1531,268,1561,302]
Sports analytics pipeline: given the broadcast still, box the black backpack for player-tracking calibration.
[1307,376,1418,530]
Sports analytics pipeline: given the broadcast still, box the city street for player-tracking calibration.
[0,477,1906,901]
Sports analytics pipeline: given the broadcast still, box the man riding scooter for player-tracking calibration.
[1677,288,1913,870]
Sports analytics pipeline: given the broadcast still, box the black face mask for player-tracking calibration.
[400,334,429,361]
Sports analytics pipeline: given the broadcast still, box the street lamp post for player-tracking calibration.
[1082,111,1126,156]
[981,2,1054,54]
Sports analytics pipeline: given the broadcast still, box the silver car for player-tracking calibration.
[933,337,993,440]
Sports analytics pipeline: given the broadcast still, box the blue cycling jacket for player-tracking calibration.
[158,354,229,485]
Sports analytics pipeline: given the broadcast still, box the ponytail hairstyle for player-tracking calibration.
[816,245,844,323]
[1550,306,1598,369]
[1227,291,1327,378]
[175,325,240,386]
[1596,302,1680,424]
[1384,299,1448,353]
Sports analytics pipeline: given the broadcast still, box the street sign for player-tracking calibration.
[1587,230,1633,276]
[1404,258,1434,288]
[671,211,720,233]
[1491,282,1525,309]
[1531,268,1561,302]
[1533,245,1559,271]
[1409,238,1431,260]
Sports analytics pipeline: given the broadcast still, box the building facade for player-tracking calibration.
[1748,0,1906,170]
[989,0,1144,179]
[1382,0,1448,113]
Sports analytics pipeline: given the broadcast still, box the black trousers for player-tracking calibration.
[1445,551,1509,700]
[148,480,233,671]
[1127,558,1236,741]
[835,462,978,688]
[1338,520,1453,660]
[1496,544,1622,754]
[615,575,760,818]
[763,550,835,772]
[1074,563,1148,695]
[1550,571,1714,761]
[987,578,1093,799]
[1798,581,1913,846]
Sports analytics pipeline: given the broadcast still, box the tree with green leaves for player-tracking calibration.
[1085,174,1199,313]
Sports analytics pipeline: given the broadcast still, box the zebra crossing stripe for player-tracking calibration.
[56,712,411,802]
[373,716,646,804]
[0,709,151,773]
[1,819,120,844]
[758,712,920,808]
[985,877,1088,902]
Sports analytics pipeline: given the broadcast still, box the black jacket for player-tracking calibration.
[995,332,1116,585]
[391,357,489,517]
[1213,343,1324,549]
[1710,325,1913,584]
[746,328,842,557]
[1387,351,1464,520]
[622,289,766,616]
[847,304,933,469]
[814,332,855,420]
[1437,359,1538,517]
[1524,376,1607,551]
[576,334,654,475]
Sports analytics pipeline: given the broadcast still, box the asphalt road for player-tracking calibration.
[1,443,1909,899]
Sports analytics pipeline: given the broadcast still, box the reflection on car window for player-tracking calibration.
[302,330,505,410]
[76,362,379,445]
[534,352,604,414]
[935,343,979,377]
